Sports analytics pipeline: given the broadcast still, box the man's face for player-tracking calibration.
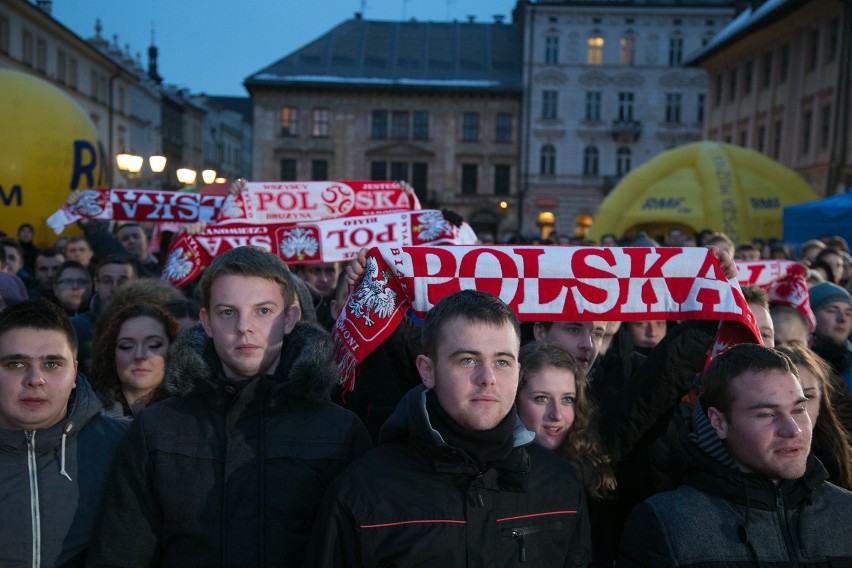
[299,263,339,300]
[771,311,810,348]
[199,275,299,381]
[533,321,605,374]
[3,245,22,274]
[626,320,667,349]
[54,267,92,311]
[117,225,147,260]
[35,254,64,291]
[708,369,812,483]
[95,263,135,303]
[417,316,520,431]
[814,301,852,345]
[749,303,775,348]
[64,240,94,266]
[0,328,77,431]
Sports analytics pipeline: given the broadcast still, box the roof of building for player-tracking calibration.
[685,0,809,65]
[207,96,253,121]
[244,16,522,95]
[533,0,735,6]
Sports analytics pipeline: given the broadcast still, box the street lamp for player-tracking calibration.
[201,169,217,185]
[115,153,143,176]
[148,155,167,174]
[176,168,197,185]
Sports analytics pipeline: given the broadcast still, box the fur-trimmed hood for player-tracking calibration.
[165,321,339,402]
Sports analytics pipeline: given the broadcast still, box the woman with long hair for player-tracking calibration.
[89,303,180,420]
[776,344,852,490]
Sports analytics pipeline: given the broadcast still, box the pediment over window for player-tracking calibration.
[578,70,610,87]
[534,70,568,84]
[612,71,644,87]
[365,141,435,158]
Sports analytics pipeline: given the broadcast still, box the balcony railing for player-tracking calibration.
[611,119,642,142]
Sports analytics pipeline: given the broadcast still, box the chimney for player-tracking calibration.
[466,15,476,24]
[494,15,505,24]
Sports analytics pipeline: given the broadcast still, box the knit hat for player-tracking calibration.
[808,282,852,312]
[0,272,28,307]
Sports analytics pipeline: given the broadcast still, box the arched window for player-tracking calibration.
[540,144,556,176]
[583,146,599,176]
[616,147,632,176]
[587,34,604,65]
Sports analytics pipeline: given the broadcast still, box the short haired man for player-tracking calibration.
[624,320,668,354]
[88,246,371,566]
[808,282,852,387]
[770,304,811,348]
[53,260,92,317]
[63,235,94,268]
[28,247,64,301]
[0,300,127,565]
[742,285,775,347]
[533,320,606,375]
[305,289,591,566]
[618,344,852,565]
[293,262,341,330]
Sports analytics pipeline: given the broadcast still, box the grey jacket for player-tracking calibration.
[618,398,852,567]
[0,375,127,567]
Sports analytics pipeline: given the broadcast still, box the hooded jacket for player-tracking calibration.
[618,399,852,567]
[87,322,372,567]
[0,374,127,567]
[303,385,591,567]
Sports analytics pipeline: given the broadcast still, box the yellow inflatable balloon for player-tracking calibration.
[0,69,105,246]
[588,141,819,245]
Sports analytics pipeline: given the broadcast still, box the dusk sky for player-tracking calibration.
[52,0,519,96]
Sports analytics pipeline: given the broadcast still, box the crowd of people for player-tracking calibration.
[1,214,852,566]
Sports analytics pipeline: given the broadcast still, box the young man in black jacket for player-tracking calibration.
[88,246,371,566]
[305,289,590,567]
[619,343,852,566]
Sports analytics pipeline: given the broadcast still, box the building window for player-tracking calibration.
[773,120,783,160]
[391,111,410,140]
[620,35,635,65]
[757,125,766,152]
[669,36,684,66]
[665,93,682,123]
[545,35,559,64]
[494,165,511,196]
[0,15,9,54]
[280,159,297,181]
[617,92,634,121]
[391,162,409,182]
[495,113,513,142]
[821,104,831,149]
[280,106,299,136]
[311,159,328,181]
[22,29,33,66]
[697,93,705,123]
[762,52,772,90]
[371,110,388,139]
[540,144,556,176]
[312,108,330,137]
[583,146,599,176]
[808,28,819,71]
[728,69,737,102]
[461,164,478,195]
[743,61,752,95]
[802,110,812,154]
[413,111,430,140]
[411,163,428,201]
[827,18,839,62]
[714,74,722,107]
[370,161,387,180]
[542,90,558,120]
[57,50,66,84]
[739,130,747,147]
[585,91,601,121]
[616,147,632,176]
[587,35,603,65]
[462,112,480,141]
[35,38,47,73]
[780,44,790,82]
[69,57,77,89]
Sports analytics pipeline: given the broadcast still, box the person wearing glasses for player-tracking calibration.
[53,261,92,317]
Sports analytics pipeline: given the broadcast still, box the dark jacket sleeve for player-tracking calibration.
[80,220,126,260]
[86,415,161,567]
[598,320,717,465]
[617,501,675,568]
[301,479,363,568]
[565,482,593,568]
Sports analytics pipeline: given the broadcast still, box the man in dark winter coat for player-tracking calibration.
[0,300,127,566]
[619,343,852,566]
[88,246,372,566]
[304,289,591,567]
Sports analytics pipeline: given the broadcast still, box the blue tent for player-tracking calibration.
[783,191,852,252]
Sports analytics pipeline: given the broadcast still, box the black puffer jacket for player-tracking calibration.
[618,399,852,567]
[304,385,591,567]
[87,323,372,567]
[0,375,127,567]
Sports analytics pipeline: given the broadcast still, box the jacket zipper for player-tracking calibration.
[776,489,798,567]
[27,431,41,568]
[503,522,565,564]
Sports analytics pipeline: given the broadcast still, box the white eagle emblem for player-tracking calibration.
[414,210,452,242]
[72,190,105,217]
[347,256,397,327]
[218,194,244,219]
[162,247,194,282]
[280,227,319,260]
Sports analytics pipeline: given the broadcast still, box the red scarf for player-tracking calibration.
[736,260,815,331]
[334,246,761,391]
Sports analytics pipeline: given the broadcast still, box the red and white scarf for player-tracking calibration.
[334,246,762,391]
[736,260,815,331]
[161,210,475,288]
